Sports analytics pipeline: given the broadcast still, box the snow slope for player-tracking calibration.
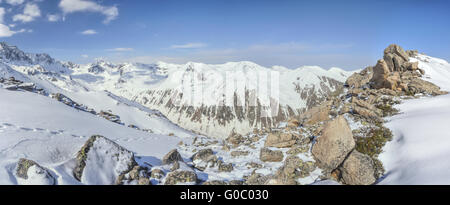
[0,88,185,185]
[379,55,450,184]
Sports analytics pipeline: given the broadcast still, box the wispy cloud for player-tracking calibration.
[170,42,207,49]
[5,0,25,6]
[80,29,97,35]
[106,48,134,52]
[59,0,119,24]
[114,42,363,70]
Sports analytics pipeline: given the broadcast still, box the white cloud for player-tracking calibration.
[13,3,41,23]
[80,29,97,35]
[59,0,119,24]
[0,8,5,23]
[170,43,207,49]
[106,48,134,52]
[81,54,89,58]
[47,14,61,22]
[0,23,25,37]
[5,0,25,6]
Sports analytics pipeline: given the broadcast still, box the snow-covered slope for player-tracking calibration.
[0,88,185,185]
[71,61,353,138]
[379,55,450,184]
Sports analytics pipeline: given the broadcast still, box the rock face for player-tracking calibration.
[312,116,355,170]
[264,132,297,148]
[260,148,284,162]
[162,149,183,165]
[340,151,376,185]
[164,170,197,185]
[132,62,352,139]
[73,135,137,185]
[16,158,55,185]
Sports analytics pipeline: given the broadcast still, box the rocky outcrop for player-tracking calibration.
[311,116,355,170]
[73,135,137,185]
[164,170,197,185]
[116,165,151,185]
[345,66,373,88]
[260,148,284,162]
[16,158,55,185]
[340,150,376,185]
[369,44,447,95]
[162,149,183,165]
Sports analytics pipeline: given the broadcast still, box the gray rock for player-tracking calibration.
[203,180,228,185]
[150,169,165,179]
[218,162,233,172]
[340,151,376,185]
[164,170,197,185]
[231,150,249,157]
[312,116,355,170]
[73,135,137,184]
[191,149,218,171]
[162,149,183,165]
[260,148,284,162]
[264,132,296,148]
[16,158,55,185]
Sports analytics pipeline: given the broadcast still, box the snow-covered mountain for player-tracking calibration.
[2,42,450,185]
[66,59,354,138]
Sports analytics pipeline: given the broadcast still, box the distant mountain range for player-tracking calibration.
[0,42,354,138]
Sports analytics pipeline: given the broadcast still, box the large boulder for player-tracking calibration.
[260,148,284,162]
[73,135,137,185]
[340,151,376,185]
[312,116,355,170]
[264,132,296,148]
[16,158,55,185]
[162,149,183,165]
[371,59,392,89]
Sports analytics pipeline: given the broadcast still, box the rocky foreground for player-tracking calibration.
[8,44,447,185]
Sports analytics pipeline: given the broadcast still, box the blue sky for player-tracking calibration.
[0,0,449,70]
